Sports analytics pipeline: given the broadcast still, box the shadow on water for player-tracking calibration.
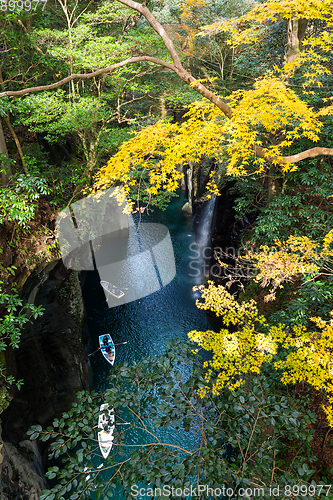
[82,192,221,498]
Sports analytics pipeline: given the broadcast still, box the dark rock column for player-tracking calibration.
[0,422,47,500]
[1,260,89,444]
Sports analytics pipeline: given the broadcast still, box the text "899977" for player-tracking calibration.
[1,0,47,11]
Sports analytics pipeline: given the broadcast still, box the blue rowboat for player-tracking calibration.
[99,334,115,366]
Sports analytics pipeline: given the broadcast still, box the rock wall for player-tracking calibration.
[0,259,89,498]
[0,424,47,500]
[2,260,89,444]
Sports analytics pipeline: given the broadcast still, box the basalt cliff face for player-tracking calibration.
[2,260,89,443]
[0,425,47,500]
[0,252,89,499]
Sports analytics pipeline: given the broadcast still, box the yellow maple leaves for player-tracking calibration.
[199,0,333,46]
[199,0,333,90]
[93,121,182,208]
[188,281,282,395]
[93,101,227,203]
[189,281,333,426]
[225,75,321,174]
[93,73,323,203]
[91,0,333,207]
[276,315,333,426]
[188,210,333,425]
[243,233,333,301]
[285,31,333,86]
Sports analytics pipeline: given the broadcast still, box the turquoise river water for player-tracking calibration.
[82,192,217,499]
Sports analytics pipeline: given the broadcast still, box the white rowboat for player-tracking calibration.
[100,280,125,299]
[98,403,115,459]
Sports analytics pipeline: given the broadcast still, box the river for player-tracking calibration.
[82,191,217,498]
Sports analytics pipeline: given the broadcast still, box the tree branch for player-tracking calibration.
[0,1,332,166]
[3,116,27,173]
[0,56,176,98]
[116,0,233,118]
[254,145,333,164]
[0,2,233,118]
[116,0,183,70]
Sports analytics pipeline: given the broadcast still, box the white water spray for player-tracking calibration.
[193,195,217,286]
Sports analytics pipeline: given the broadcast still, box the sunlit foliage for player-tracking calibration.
[93,102,225,206]
[92,0,333,206]
[243,231,333,301]
[188,281,282,395]
[199,0,333,49]
[199,0,333,86]
[94,71,325,203]
[189,280,333,427]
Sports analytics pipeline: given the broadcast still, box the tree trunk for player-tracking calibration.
[160,96,167,119]
[0,118,11,185]
[267,164,281,198]
[229,46,235,79]
[3,115,28,174]
[0,69,19,180]
[286,18,308,63]
[181,163,193,213]
[297,19,308,48]
[186,163,193,213]
[0,2,330,169]
[179,165,186,190]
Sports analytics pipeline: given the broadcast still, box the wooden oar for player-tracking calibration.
[88,347,101,357]
[88,342,128,357]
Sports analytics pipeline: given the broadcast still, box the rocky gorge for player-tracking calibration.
[0,179,243,500]
[0,205,90,499]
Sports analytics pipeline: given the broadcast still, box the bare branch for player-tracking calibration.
[0,56,176,98]
[117,0,183,69]
[0,0,332,166]
[254,145,333,164]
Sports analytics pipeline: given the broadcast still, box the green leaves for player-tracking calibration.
[15,92,107,141]
[0,97,13,117]
[0,171,51,228]
[0,284,45,413]
[39,491,55,500]
[26,340,317,499]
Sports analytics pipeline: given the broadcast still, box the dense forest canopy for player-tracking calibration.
[0,0,333,498]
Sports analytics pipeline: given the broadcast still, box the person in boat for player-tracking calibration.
[106,414,113,426]
[105,346,114,362]
[103,423,110,433]
[103,335,109,346]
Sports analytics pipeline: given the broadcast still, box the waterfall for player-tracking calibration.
[192,195,217,286]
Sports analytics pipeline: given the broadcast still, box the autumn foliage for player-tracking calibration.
[92,0,333,204]
[188,281,333,426]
